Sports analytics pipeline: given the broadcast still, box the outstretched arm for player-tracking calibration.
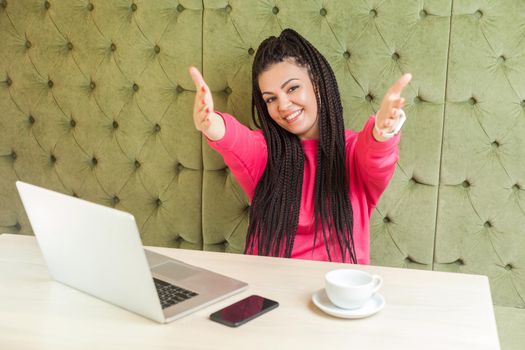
[189,66,226,141]
[350,73,412,208]
[189,67,268,200]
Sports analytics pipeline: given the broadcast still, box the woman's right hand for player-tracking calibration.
[189,66,225,141]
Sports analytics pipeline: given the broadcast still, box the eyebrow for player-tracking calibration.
[261,78,299,96]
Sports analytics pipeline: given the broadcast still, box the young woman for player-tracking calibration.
[189,29,411,265]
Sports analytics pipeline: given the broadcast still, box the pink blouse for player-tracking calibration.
[208,112,399,264]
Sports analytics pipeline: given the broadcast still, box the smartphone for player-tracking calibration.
[209,295,279,327]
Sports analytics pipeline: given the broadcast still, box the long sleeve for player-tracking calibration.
[206,112,267,201]
[348,116,400,212]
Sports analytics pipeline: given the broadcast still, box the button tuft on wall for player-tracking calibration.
[419,9,427,18]
[468,97,477,105]
[90,81,96,90]
[112,120,119,129]
[512,184,521,192]
[504,264,513,271]
[369,9,377,17]
[91,157,98,166]
[132,83,139,92]
[67,42,73,51]
[248,47,255,55]
[474,10,483,19]
[491,140,500,149]
[48,80,54,88]
[70,119,76,128]
[131,3,137,12]
[11,151,17,160]
[87,3,94,11]
[25,40,32,49]
[50,154,57,164]
[455,258,465,266]
[462,180,470,188]
[272,6,279,15]
[6,76,12,86]
[110,43,117,52]
[44,1,50,10]
[343,51,351,59]
[28,115,35,124]
[134,160,141,169]
[154,123,161,133]
[365,93,374,102]
[112,196,120,205]
[224,86,232,95]
[414,96,422,103]
[405,256,420,264]
[320,8,327,16]
[392,52,400,61]
[176,85,184,93]
[154,45,160,54]
[497,55,506,64]
[484,221,492,228]
[176,4,184,12]
[225,4,232,13]
[383,216,391,223]
[1,0,7,9]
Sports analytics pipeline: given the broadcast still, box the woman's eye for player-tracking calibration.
[265,97,275,104]
[288,85,299,93]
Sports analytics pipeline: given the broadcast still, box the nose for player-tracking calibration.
[278,94,292,112]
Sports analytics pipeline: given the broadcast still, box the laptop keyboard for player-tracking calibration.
[153,278,198,309]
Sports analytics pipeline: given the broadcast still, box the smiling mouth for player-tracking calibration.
[284,109,303,124]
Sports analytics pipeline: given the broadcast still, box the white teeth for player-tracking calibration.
[285,110,302,121]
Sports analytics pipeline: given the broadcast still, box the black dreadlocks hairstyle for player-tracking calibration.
[246,28,357,263]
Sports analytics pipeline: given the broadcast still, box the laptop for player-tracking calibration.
[16,181,248,323]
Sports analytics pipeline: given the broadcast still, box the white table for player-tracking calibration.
[0,234,500,349]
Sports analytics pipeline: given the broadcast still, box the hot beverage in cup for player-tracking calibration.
[325,269,382,309]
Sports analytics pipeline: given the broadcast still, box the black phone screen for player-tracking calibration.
[210,295,279,327]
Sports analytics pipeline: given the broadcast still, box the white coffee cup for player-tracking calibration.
[324,269,382,309]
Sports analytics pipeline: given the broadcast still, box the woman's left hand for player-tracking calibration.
[374,73,412,141]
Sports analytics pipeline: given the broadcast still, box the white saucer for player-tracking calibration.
[312,289,385,319]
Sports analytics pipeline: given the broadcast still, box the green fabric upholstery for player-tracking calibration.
[1,1,524,348]
[495,306,525,350]
[0,0,205,248]
[434,0,525,312]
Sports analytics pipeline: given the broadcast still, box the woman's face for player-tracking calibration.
[258,60,319,140]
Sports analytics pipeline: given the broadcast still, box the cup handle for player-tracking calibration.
[371,275,382,293]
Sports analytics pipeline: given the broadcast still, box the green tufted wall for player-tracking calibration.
[1,1,524,348]
[434,2,525,348]
[1,0,205,249]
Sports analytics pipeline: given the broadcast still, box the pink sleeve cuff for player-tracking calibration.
[206,112,240,151]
